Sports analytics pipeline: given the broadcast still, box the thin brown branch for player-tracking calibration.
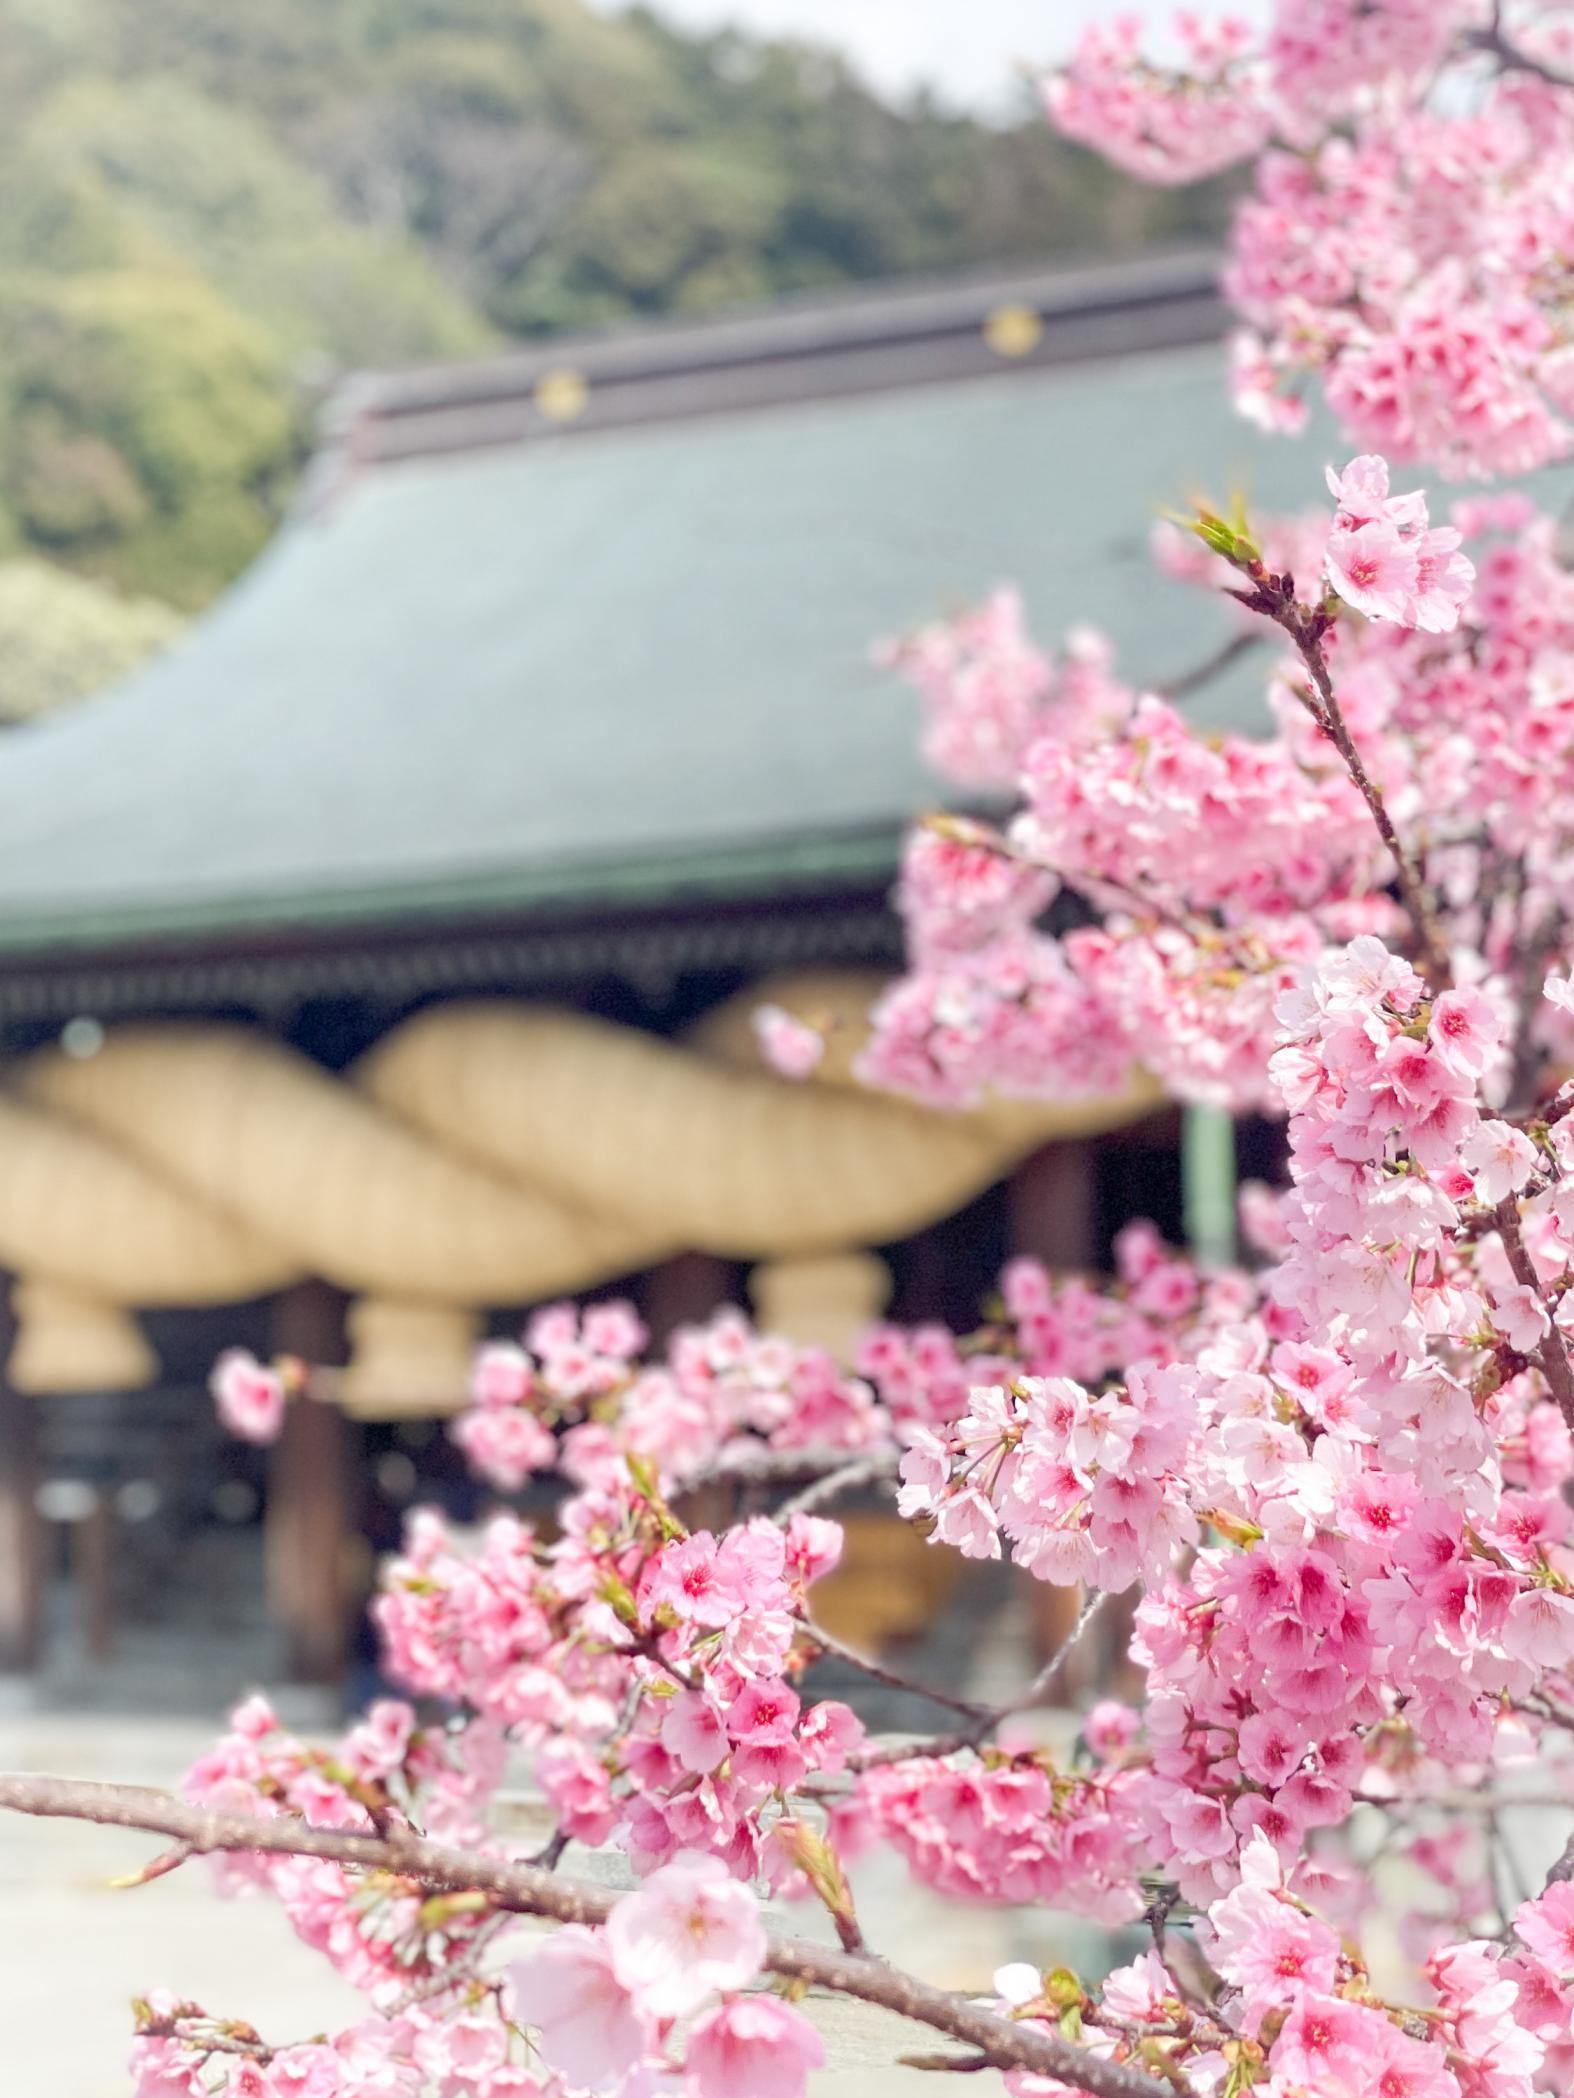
[854,1588,1110,1769]
[710,1443,895,1491]
[0,1772,1172,2098]
[1352,1787,1574,1814]
[1493,1197,1574,1428]
[1285,614,1451,989]
[1465,19,1574,90]
[805,1620,991,1719]
[390,1949,504,2015]
[1505,914,1561,1117]
[1219,544,1450,986]
[528,1828,570,1871]
[777,1451,898,1521]
[109,1839,194,1889]
[900,2051,995,2073]
[141,2016,271,2063]
[1159,629,1262,703]
[996,1589,1111,1723]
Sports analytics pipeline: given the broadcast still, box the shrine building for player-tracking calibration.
[0,250,1306,1686]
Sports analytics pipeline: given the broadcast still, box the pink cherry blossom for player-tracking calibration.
[640,1534,747,1629]
[471,1342,534,1410]
[1429,989,1501,1081]
[1501,1588,1574,1669]
[605,1851,766,2020]
[1323,457,1475,631]
[1462,1121,1538,1204]
[1203,1838,1339,2030]
[1358,2020,1465,2098]
[752,1004,825,1081]
[684,1995,824,2098]
[1516,1883,1574,1970]
[1050,13,1574,479]
[1327,518,1424,624]
[450,1405,556,1490]
[115,32,1574,2093]
[1270,1994,1387,2086]
[663,1691,728,1775]
[509,1925,652,2090]
[210,1350,287,1445]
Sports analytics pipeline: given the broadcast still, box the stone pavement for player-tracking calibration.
[10,1536,1574,2093]
[0,1496,1162,2096]
[0,1547,1123,2096]
[0,1705,1101,2097]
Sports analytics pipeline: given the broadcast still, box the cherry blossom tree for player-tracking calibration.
[1049,3,1574,474]
[17,8,1574,2098]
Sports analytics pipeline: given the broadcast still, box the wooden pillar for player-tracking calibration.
[890,1220,948,1325]
[1008,1138,1097,1274]
[640,1252,736,1348]
[71,1491,115,1664]
[1008,1143,1097,1672]
[0,1349,43,1673]
[267,1281,358,1685]
[643,1254,739,1533]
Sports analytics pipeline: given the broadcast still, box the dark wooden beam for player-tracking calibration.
[1007,1144,1101,1678]
[640,1251,739,1348]
[0,1281,43,1673]
[1008,1138,1096,1275]
[267,1282,358,1687]
[71,1491,115,1665]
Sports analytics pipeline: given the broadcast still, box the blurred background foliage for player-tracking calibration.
[0,0,1231,711]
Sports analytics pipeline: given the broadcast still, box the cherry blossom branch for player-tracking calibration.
[1506,915,1561,1116]
[1281,606,1452,989]
[0,1773,1173,2098]
[1353,1788,1574,1814]
[998,1588,1111,1718]
[1465,17,1574,91]
[1203,522,1452,981]
[710,1443,896,1494]
[1159,628,1262,703]
[777,1450,898,1520]
[1543,1831,1574,1888]
[1493,1196,1574,1428]
[139,2014,271,2063]
[804,1621,991,1720]
[390,1946,505,2014]
[852,1588,1110,1768]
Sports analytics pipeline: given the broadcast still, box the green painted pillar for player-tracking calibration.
[1182,1104,1238,1268]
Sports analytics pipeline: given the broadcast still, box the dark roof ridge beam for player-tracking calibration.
[331,250,1224,429]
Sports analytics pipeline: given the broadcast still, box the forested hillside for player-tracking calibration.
[0,0,1229,709]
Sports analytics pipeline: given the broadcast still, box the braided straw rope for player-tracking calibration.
[0,971,1159,1410]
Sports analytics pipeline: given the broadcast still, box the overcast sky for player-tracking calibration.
[591,1,1271,114]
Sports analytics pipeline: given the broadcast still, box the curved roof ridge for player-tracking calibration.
[0,260,1333,1016]
[310,247,1225,490]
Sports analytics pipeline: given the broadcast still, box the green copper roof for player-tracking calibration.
[0,335,1362,958]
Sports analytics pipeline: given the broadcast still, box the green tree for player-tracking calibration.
[0,556,183,720]
[1,266,299,605]
[0,0,1236,650]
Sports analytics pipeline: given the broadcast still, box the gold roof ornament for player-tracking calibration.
[983,303,1045,359]
[533,367,591,422]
